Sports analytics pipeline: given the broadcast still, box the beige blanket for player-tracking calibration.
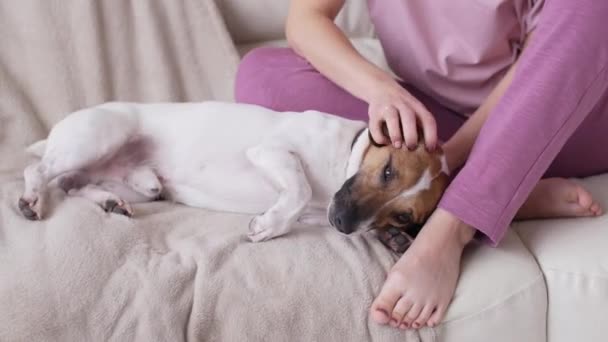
[0,1,416,341]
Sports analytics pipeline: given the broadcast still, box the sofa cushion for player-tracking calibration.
[217,0,375,44]
[514,174,608,342]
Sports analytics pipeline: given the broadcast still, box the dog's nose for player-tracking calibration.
[334,216,344,230]
[333,211,354,234]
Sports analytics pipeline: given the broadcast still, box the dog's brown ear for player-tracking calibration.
[367,127,386,147]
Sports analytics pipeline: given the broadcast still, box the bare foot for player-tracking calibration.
[370,208,474,329]
[517,178,602,220]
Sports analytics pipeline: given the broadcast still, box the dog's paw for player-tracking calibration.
[248,213,288,242]
[103,199,133,217]
[378,227,414,254]
[125,167,163,199]
[18,197,41,220]
[130,182,162,199]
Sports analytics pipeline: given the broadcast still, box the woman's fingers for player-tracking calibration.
[369,111,390,146]
[384,106,403,148]
[417,112,438,151]
[394,103,418,149]
[406,98,438,150]
[368,86,437,150]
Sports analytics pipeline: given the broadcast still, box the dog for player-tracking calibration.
[18,101,449,252]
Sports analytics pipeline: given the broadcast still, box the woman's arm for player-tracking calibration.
[286,0,438,150]
[287,0,386,105]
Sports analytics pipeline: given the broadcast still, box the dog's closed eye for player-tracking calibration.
[395,212,412,224]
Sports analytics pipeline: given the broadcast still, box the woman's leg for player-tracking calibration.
[439,1,608,244]
[235,47,368,121]
[371,0,608,329]
[517,92,608,219]
[235,47,466,141]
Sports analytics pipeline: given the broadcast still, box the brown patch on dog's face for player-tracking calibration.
[329,141,449,237]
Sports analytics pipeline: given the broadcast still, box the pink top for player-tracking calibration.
[367,0,544,115]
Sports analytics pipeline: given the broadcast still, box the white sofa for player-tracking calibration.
[215,1,608,341]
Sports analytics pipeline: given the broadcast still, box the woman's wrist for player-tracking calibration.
[357,67,397,103]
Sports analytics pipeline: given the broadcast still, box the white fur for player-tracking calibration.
[400,154,449,200]
[400,168,433,199]
[21,101,367,241]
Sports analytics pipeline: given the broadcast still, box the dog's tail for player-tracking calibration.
[25,139,47,157]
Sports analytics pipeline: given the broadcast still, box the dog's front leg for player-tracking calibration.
[246,145,312,242]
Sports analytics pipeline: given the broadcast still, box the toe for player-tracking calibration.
[412,304,434,329]
[401,303,423,327]
[590,202,602,216]
[575,185,593,208]
[390,297,413,327]
[427,305,447,327]
[370,306,392,325]
[371,279,404,325]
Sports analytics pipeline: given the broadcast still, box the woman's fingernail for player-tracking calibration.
[393,141,402,149]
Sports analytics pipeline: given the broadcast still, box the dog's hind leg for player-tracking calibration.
[246,144,312,242]
[19,162,51,220]
[68,184,133,216]
[18,105,137,220]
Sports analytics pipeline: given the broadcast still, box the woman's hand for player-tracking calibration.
[367,78,438,151]
[286,0,437,150]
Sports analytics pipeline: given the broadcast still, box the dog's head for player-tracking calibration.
[328,128,449,238]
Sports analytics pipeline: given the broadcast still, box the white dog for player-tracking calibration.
[19,102,449,250]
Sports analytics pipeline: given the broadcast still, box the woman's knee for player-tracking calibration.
[235,47,309,108]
